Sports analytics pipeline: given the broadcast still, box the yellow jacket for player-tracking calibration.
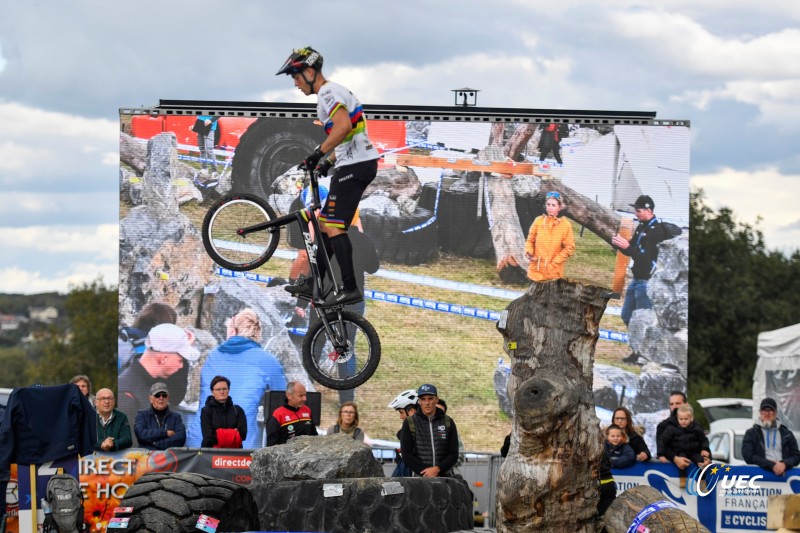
[524,215,575,281]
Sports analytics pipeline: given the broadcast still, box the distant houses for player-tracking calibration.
[28,306,59,323]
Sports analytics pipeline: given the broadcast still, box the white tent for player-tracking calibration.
[753,322,800,431]
[561,125,690,226]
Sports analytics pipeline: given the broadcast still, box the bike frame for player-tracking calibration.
[236,170,348,351]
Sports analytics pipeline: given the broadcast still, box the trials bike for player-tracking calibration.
[201,169,381,390]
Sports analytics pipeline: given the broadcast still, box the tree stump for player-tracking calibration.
[495,278,611,532]
[604,486,711,533]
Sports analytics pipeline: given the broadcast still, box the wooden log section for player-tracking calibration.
[605,485,711,533]
[390,153,551,177]
[495,279,611,532]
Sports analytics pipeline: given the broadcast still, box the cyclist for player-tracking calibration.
[276,46,380,307]
[388,389,418,477]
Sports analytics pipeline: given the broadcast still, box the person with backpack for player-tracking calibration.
[399,384,460,478]
[326,402,364,441]
[388,389,418,477]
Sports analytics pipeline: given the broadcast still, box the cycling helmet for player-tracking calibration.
[276,47,324,76]
[388,389,418,410]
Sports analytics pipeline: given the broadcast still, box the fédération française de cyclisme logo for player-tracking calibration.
[686,462,764,497]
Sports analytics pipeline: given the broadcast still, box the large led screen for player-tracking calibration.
[118,104,690,455]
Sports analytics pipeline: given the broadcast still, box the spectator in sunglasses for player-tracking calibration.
[133,382,186,450]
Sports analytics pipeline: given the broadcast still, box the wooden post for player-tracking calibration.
[604,486,711,533]
[611,218,636,294]
[495,278,610,532]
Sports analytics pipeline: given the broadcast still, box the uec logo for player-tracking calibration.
[686,462,763,497]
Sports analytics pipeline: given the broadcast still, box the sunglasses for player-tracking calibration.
[546,191,561,199]
[153,392,169,399]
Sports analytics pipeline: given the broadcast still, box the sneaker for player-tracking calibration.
[321,287,362,308]
[285,276,314,299]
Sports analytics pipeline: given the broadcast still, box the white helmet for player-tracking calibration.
[388,389,418,410]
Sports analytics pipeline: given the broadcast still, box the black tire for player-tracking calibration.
[119,472,260,533]
[433,187,495,259]
[302,309,381,390]
[231,118,325,196]
[202,193,280,271]
[249,477,473,533]
[361,208,438,266]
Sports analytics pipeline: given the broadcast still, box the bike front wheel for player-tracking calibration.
[202,193,280,271]
[302,310,381,390]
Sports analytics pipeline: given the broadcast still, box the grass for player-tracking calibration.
[121,196,635,452]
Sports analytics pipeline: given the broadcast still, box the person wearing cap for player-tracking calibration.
[117,323,199,426]
[742,397,800,475]
[524,190,575,282]
[133,382,186,450]
[399,384,460,478]
[611,194,673,329]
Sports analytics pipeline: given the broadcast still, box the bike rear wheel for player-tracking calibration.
[302,310,381,390]
[202,193,280,271]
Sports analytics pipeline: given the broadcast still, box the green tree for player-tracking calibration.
[0,347,33,388]
[28,279,118,392]
[688,189,800,397]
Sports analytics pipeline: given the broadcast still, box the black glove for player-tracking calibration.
[316,157,334,177]
[300,146,325,170]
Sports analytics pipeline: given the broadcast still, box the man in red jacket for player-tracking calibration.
[266,381,318,446]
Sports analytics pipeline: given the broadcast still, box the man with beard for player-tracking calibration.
[742,397,800,475]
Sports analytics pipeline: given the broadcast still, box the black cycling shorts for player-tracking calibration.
[319,158,378,230]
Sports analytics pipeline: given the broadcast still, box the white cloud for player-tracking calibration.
[692,167,800,252]
[0,265,118,295]
[0,44,6,74]
[0,224,119,261]
[0,102,118,187]
[610,10,800,131]
[266,53,581,110]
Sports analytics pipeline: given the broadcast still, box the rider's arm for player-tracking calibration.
[319,106,352,156]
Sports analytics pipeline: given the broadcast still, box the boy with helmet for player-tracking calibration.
[277,46,380,308]
[388,389,418,477]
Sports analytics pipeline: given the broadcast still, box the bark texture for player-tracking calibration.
[496,278,611,532]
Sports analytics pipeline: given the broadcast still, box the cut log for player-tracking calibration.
[120,131,149,174]
[392,153,548,176]
[539,179,623,245]
[604,485,711,533]
[769,494,800,530]
[495,279,611,532]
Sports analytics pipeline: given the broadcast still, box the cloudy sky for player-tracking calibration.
[1,1,798,294]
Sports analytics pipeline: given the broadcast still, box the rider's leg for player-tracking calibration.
[327,229,357,291]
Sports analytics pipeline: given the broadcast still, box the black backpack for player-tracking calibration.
[43,474,86,533]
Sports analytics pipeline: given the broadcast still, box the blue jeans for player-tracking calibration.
[621,279,652,326]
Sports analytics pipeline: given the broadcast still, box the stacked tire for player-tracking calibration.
[249,477,474,532]
[231,118,325,198]
[418,182,545,260]
[361,207,438,266]
[119,472,260,533]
